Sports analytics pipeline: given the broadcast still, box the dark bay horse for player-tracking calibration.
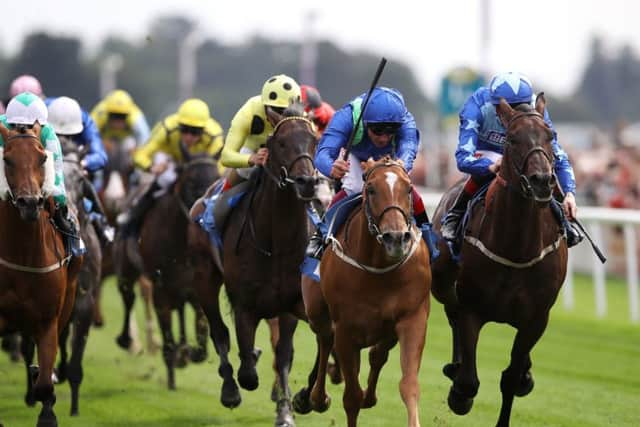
[115,153,220,390]
[431,95,568,427]
[0,123,82,427]
[294,157,431,427]
[215,106,317,427]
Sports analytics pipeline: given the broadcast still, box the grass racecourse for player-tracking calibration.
[1,274,638,427]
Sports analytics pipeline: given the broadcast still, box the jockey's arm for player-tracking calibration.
[220,100,254,168]
[314,106,353,178]
[544,108,577,197]
[394,112,420,172]
[79,110,108,172]
[133,122,167,171]
[455,98,494,176]
[41,125,67,206]
[131,111,151,148]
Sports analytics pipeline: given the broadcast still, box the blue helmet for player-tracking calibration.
[489,72,533,105]
[362,87,406,125]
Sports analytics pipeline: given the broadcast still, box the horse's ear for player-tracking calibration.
[364,157,376,171]
[535,92,546,116]
[265,106,282,127]
[33,122,42,140]
[496,98,515,128]
[0,122,9,142]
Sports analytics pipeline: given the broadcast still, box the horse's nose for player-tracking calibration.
[293,176,317,200]
[529,173,553,188]
[294,176,318,187]
[16,195,41,210]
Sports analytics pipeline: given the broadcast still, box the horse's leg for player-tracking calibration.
[334,325,363,427]
[189,304,209,363]
[234,309,260,391]
[2,333,22,362]
[199,282,241,408]
[496,316,548,427]
[395,303,429,427]
[67,290,93,416]
[33,321,59,427]
[448,311,483,416]
[91,278,104,327]
[154,292,177,390]
[21,336,37,407]
[56,323,70,384]
[267,317,280,402]
[443,304,462,381]
[115,273,136,350]
[362,337,397,409]
[175,303,189,368]
[139,275,160,354]
[273,313,298,427]
[327,350,343,384]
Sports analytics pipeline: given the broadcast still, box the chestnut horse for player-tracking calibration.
[431,95,568,427]
[0,123,81,427]
[294,157,431,427]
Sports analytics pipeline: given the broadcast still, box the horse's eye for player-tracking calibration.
[367,186,375,196]
[40,154,47,166]
[4,157,13,168]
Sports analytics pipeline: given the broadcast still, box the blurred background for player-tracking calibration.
[2,0,640,313]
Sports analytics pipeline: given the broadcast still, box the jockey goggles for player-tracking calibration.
[367,122,401,136]
[179,124,204,136]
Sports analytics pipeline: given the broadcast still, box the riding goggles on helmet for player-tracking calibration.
[179,124,204,136]
[367,122,401,136]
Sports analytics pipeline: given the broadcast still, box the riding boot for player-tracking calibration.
[305,230,325,259]
[117,181,160,238]
[82,176,115,244]
[550,199,584,248]
[441,190,471,241]
[53,204,86,257]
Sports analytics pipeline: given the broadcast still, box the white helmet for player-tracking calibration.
[5,92,48,125]
[48,96,83,135]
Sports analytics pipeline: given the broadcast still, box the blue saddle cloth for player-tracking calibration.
[195,180,247,249]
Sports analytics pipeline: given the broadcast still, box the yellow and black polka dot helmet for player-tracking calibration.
[261,74,301,108]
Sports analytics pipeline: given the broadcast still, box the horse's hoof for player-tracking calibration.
[189,347,207,364]
[448,387,474,415]
[54,366,67,384]
[238,367,259,391]
[92,316,104,328]
[361,392,377,409]
[116,334,132,350]
[327,363,342,384]
[25,392,37,407]
[275,403,296,427]
[221,379,242,409]
[175,349,189,369]
[311,394,331,413]
[515,370,535,397]
[36,406,58,427]
[292,388,312,414]
[443,362,460,381]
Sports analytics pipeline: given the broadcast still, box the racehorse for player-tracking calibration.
[0,123,81,427]
[430,95,568,427]
[115,152,220,389]
[204,104,317,427]
[293,157,431,427]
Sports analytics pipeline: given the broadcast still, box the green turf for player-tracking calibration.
[1,274,638,426]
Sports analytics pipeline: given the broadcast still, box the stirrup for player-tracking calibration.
[305,233,324,259]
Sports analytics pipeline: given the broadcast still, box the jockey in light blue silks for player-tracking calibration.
[439,71,583,247]
[47,96,114,244]
[306,86,437,259]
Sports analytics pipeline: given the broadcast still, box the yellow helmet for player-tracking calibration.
[105,89,135,115]
[261,74,301,108]
[177,98,210,128]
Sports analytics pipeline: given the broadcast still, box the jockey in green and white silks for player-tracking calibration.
[0,92,84,256]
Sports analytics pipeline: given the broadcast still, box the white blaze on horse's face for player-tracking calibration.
[385,171,398,197]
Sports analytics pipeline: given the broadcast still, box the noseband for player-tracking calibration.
[262,116,316,194]
[363,162,413,243]
[502,111,555,202]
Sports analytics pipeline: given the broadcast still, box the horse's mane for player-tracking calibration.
[283,102,305,118]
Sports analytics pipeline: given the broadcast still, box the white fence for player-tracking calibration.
[418,189,640,324]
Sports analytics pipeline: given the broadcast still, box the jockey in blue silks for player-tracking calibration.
[47,96,114,244]
[439,71,583,247]
[307,86,436,259]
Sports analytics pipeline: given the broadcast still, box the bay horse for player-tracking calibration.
[213,105,317,427]
[294,157,431,427]
[0,123,81,427]
[115,152,220,390]
[430,95,568,427]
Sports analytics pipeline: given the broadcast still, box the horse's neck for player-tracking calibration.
[254,180,308,248]
[346,208,392,268]
[484,185,548,256]
[0,204,59,262]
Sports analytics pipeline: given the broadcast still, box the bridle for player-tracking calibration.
[261,116,317,196]
[501,111,556,202]
[3,132,45,206]
[362,162,413,244]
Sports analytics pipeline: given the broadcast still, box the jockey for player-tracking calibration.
[307,86,431,258]
[117,98,224,237]
[440,71,583,247]
[47,96,114,244]
[8,74,44,100]
[1,92,84,256]
[301,84,335,137]
[90,89,150,150]
[220,74,301,190]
